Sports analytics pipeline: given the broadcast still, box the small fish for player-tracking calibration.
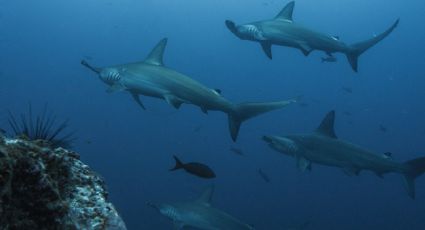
[379,124,388,133]
[0,128,6,135]
[321,56,337,63]
[341,86,353,94]
[229,147,245,156]
[258,168,270,183]
[170,155,216,179]
[85,139,92,144]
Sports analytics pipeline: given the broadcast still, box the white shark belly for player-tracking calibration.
[123,74,167,98]
[125,65,233,111]
[265,23,348,53]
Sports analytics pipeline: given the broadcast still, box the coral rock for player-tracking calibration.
[0,135,127,230]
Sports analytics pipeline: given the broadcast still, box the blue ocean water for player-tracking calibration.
[1,0,425,229]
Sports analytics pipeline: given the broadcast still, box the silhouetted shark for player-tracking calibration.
[148,186,255,229]
[226,1,399,72]
[263,111,425,199]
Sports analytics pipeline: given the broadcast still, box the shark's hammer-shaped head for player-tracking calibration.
[99,67,123,86]
[81,60,122,86]
[147,202,181,221]
[263,135,299,156]
[225,1,296,42]
[225,20,265,41]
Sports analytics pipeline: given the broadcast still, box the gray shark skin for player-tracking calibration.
[263,111,425,199]
[225,1,399,72]
[148,186,255,230]
[81,38,296,141]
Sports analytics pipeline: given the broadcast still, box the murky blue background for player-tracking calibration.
[1,0,424,229]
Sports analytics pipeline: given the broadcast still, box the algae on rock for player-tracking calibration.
[0,135,127,230]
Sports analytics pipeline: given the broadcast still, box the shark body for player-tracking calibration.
[148,186,254,230]
[225,1,399,72]
[263,111,425,199]
[81,38,296,141]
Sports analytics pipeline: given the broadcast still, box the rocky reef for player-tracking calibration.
[0,134,126,230]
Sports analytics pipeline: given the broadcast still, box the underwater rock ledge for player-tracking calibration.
[0,135,127,230]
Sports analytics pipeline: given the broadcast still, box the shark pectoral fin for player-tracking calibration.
[173,221,185,230]
[260,41,272,59]
[164,94,183,109]
[106,83,127,93]
[298,42,313,56]
[296,156,311,172]
[342,167,360,176]
[131,92,146,110]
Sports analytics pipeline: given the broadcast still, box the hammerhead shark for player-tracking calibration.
[147,186,255,229]
[263,111,425,199]
[225,1,399,72]
[81,38,296,141]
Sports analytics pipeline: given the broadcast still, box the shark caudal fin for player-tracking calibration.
[403,156,425,199]
[345,19,399,72]
[170,155,184,171]
[228,98,297,141]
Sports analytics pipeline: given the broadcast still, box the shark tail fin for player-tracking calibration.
[345,19,399,72]
[403,156,425,199]
[170,155,184,171]
[228,98,298,141]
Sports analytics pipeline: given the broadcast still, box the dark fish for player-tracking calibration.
[341,86,353,94]
[321,56,337,63]
[258,168,270,183]
[170,155,216,179]
[379,124,388,133]
[229,147,244,156]
[0,128,6,135]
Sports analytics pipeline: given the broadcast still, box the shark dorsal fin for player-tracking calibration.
[275,1,295,22]
[144,38,168,66]
[315,110,337,138]
[196,186,214,206]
